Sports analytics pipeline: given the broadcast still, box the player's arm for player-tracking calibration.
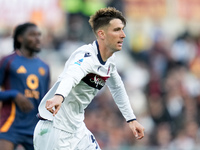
[0,90,33,112]
[0,57,33,112]
[0,57,18,101]
[128,120,145,140]
[0,90,18,101]
[45,73,77,116]
[106,67,144,139]
[46,51,92,115]
[0,58,18,102]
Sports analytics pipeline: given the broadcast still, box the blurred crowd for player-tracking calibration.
[1,0,200,150]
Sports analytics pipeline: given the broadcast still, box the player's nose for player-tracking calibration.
[121,30,126,38]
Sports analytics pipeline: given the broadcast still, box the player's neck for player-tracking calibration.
[18,48,35,58]
[97,41,114,62]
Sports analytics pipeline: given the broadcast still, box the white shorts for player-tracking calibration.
[33,120,101,150]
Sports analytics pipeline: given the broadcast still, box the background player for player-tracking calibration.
[0,23,50,150]
[34,7,144,150]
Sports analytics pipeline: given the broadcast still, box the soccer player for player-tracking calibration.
[0,23,50,150]
[34,7,145,150]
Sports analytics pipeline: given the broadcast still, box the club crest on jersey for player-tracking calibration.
[38,67,45,76]
[74,58,84,66]
[84,52,91,57]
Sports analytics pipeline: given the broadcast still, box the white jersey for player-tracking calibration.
[38,41,136,133]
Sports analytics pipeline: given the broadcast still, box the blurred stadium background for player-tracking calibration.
[1,0,200,149]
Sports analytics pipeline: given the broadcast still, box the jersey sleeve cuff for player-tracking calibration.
[55,94,65,103]
[0,90,19,101]
[127,118,136,123]
[10,90,19,99]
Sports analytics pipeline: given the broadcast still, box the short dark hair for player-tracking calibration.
[13,22,37,50]
[89,7,126,34]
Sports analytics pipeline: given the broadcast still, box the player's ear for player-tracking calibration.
[97,30,105,40]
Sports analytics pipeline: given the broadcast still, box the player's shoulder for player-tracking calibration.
[1,52,17,60]
[0,52,17,65]
[71,42,96,58]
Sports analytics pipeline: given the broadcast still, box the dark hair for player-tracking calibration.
[89,7,126,34]
[13,22,37,50]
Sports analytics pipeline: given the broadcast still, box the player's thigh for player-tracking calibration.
[76,129,101,150]
[34,120,74,150]
[33,120,54,150]
[0,139,14,150]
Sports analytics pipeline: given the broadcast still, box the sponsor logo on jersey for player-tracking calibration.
[24,89,40,99]
[17,65,27,74]
[74,58,84,66]
[91,75,106,87]
[84,52,91,57]
[82,73,109,90]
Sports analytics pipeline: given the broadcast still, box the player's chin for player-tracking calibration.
[33,43,41,52]
[116,47,122,51]
[32,47,41,53]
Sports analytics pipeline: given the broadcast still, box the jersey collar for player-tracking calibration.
[95,40,106,65]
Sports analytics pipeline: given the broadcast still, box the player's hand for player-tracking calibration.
[14,93,34,112]
[45,95,63,116]
[128,120,145,140]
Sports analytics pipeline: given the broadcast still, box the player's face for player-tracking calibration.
[104,19,126,52]
[22,26,42,52]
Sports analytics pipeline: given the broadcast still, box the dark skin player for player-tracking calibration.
[0,24,42,150]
